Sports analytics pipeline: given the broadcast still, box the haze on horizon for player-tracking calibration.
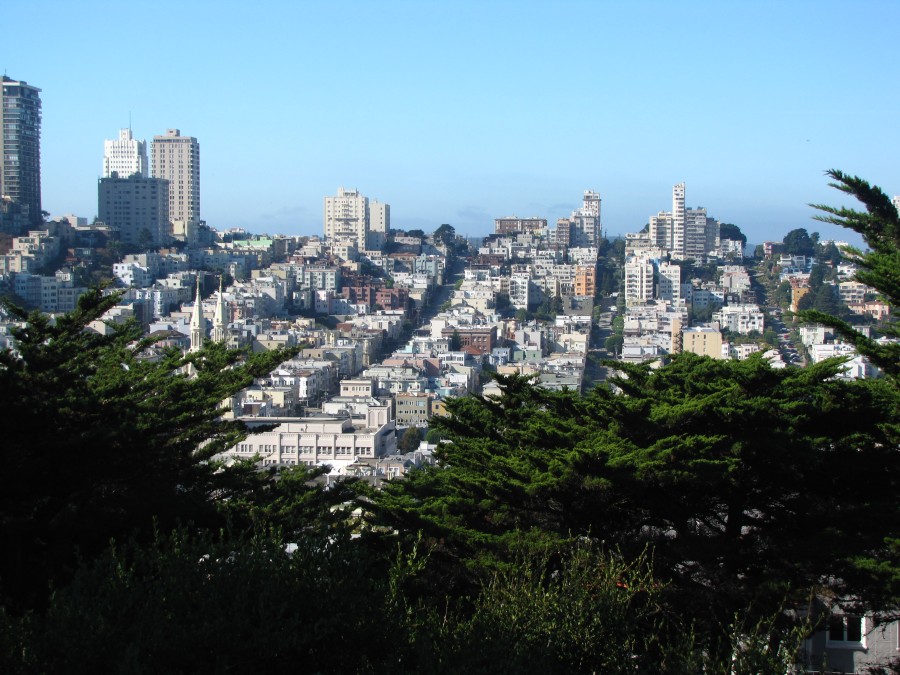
[5,0,898,248]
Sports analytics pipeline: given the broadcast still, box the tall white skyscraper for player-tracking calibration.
[648,183,718,260]
[582,190,601,218]
[151,129,200,226]
[672,183,686,258]
[103,128,148,179]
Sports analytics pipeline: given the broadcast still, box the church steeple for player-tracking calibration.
[189,275,205,352]
[211,275,227,343]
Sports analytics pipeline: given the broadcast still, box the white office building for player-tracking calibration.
[103,128,148,179]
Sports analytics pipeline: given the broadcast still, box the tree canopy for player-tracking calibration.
[806,169,900,380]
[373,356,900,632]
[0,289,298,609]
[719,222,747,246]
[782,228,817,256]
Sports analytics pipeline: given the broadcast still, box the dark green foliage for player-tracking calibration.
[807,169,900,380]
[0,289,297,610]
[773,280,793,308]
[808,263,826,289]
[2,527,811,674]
[811,283,845,317]
[214,462,358,538]
[782,228,816,256]
[372,358,900,637]
[433,223,455,247]
[719,222,747,246]
[2,528,392,674]
[819,240,844,265]
[399,426,423,452]
[399,544,706,674]
[424,428,444,444]
[449,329,462,351]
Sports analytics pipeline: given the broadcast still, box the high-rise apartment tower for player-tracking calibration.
[323,187,390,251]
[0,76,42,229]
[151,129,200,226]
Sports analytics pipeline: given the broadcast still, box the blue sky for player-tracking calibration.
[5,0,898,246]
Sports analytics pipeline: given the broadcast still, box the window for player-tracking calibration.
[826,615,866,649]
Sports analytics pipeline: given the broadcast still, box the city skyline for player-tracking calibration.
[4,0,898,246]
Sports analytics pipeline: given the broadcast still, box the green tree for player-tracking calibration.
[796,290,815,311]
[773,280,793,308]
[0,289,297,611]
[399,426,423,452]
[819,240,844,265]
[373,358,900,641]
[424,428,444,444]
[811,283,842,317]
[449,329,462,352]
[782,228,816,256]
[807,169,900,380]
[604,333,623,354]
[433,223,456,248]
[719,222,747,246]
[1,527,394,674]
[808,264,826,290]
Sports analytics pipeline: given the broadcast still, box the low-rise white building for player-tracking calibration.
[220,406,396,472]
[712,304,764,334]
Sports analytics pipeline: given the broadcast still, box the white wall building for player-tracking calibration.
[221,406,396,471]
[657,261,681,304]
[712,304,765,334]
[323,187,390,251]
[103,128,148,179]
[624,257,654,306]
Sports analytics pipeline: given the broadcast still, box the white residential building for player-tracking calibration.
[323,187,390,251]
[624,257,654,306]
[712,304,765,334]
[672,182,686,256]
[648,183,718,260]
[657,262,681,304]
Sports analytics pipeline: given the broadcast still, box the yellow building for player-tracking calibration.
[682,327,724,359]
